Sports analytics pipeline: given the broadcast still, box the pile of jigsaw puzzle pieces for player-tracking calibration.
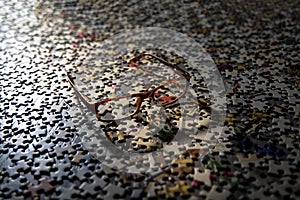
[0,0,299,199]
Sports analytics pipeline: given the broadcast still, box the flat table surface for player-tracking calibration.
[0,0,299,199]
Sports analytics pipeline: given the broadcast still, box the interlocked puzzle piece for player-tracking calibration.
[157,180,192,198]
[24,178,55,198]
[190,168,212,186]
[171,154,194,176]
[131,136,163,152]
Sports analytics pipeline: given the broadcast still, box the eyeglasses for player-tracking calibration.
[66,53,191,122]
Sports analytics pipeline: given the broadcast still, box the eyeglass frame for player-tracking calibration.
[66,53,191,122]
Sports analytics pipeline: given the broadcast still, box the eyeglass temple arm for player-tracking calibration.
[129,53,191,81]
[66,74,139,119]
[66,74,99,116]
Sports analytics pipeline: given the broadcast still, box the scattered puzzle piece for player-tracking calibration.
[24,178,55,198]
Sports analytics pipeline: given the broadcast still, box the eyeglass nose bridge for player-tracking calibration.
[129,89,158,117]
